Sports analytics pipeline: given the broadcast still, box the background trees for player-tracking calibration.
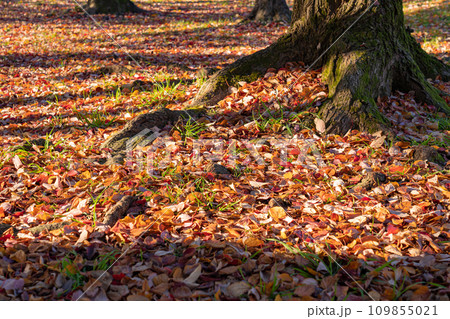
[245,0,291,23]
[84,0,145,14]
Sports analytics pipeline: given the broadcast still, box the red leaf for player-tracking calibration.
[387,224,399,235]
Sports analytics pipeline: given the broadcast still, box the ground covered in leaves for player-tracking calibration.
[0,0,449,301]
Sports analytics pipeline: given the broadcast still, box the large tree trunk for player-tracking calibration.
[193,0,450,135]
[84,0,145,14]
[245,0,291,23]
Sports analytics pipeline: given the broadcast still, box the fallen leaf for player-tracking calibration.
[227,281,250,298]
[269,206,286,222]
[183,264,202,285]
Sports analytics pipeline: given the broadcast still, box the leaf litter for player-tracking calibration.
[0,0,449,300]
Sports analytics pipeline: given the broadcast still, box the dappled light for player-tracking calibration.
[0,0,449,301]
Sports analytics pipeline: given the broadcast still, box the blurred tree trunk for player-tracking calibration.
[246,0,291,23]
[193,0,449,135]
[84,0,145,14]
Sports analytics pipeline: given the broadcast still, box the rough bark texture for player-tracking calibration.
[99,107,204,161]
[103,195,136,227]
[245,0,291,23]
[101,108,203,153]
[28,221,71,236]
[84,0,145,14]
[193,0,450,135]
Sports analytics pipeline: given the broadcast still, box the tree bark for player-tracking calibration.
[84,0,145,14]
[245,0,291,23]
[193,0,450,135]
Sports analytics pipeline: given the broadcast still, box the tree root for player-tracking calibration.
[191,33,298,107]
[412,145,446,166]
[28,221,71,236]
[353,172,387,191]
[99,107,204,164]
[102,108,203,153]
[102,195,136,227]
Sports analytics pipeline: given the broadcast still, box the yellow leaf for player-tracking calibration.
[225,227,241,238]
[36,212,52,222]
[80,170,91,179]
[283,172,293,179]
[442,190,450,199]
[243,237,264,247]
[74,180,87,188]
[269,206,286,222]
[187,192,203,203]
[120,216,134,224]
[272,123,282,132]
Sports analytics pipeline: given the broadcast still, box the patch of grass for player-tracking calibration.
[218,200,239,212]
[88,186,109,228]
[269,239,340,276]
[411,134,449,148]
[75,109,116,128]
[174,118,206,141]
[437,116,450,130]
[165,185,183,203]
[196,74,207,88]
[193,176,211,192]
[251,101,298,135]
[110,87,123,103]
[60,254,86,290]
[94,250,119,271]
[141,77,185,108]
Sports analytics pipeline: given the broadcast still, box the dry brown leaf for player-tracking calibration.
[227,281,251,298]
[294,284,315,297]
[183,264,202,285]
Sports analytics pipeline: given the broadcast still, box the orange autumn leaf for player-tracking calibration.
[269,206,286,222]
[389,165,406,174]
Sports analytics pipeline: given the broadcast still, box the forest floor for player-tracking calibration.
[0,0,449,301]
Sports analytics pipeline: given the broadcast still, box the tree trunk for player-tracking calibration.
[193,0,449,135]
[84,0,145,14]
[245,0,291,23]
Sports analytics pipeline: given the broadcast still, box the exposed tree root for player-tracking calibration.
[412,145,446,166]
[100,107,204,162]
[102,195,136,227]
[28,221,71,236]
[353,172,387,191]
[191,33,299,107]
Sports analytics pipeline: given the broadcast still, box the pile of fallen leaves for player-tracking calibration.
[0,0,449,300]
